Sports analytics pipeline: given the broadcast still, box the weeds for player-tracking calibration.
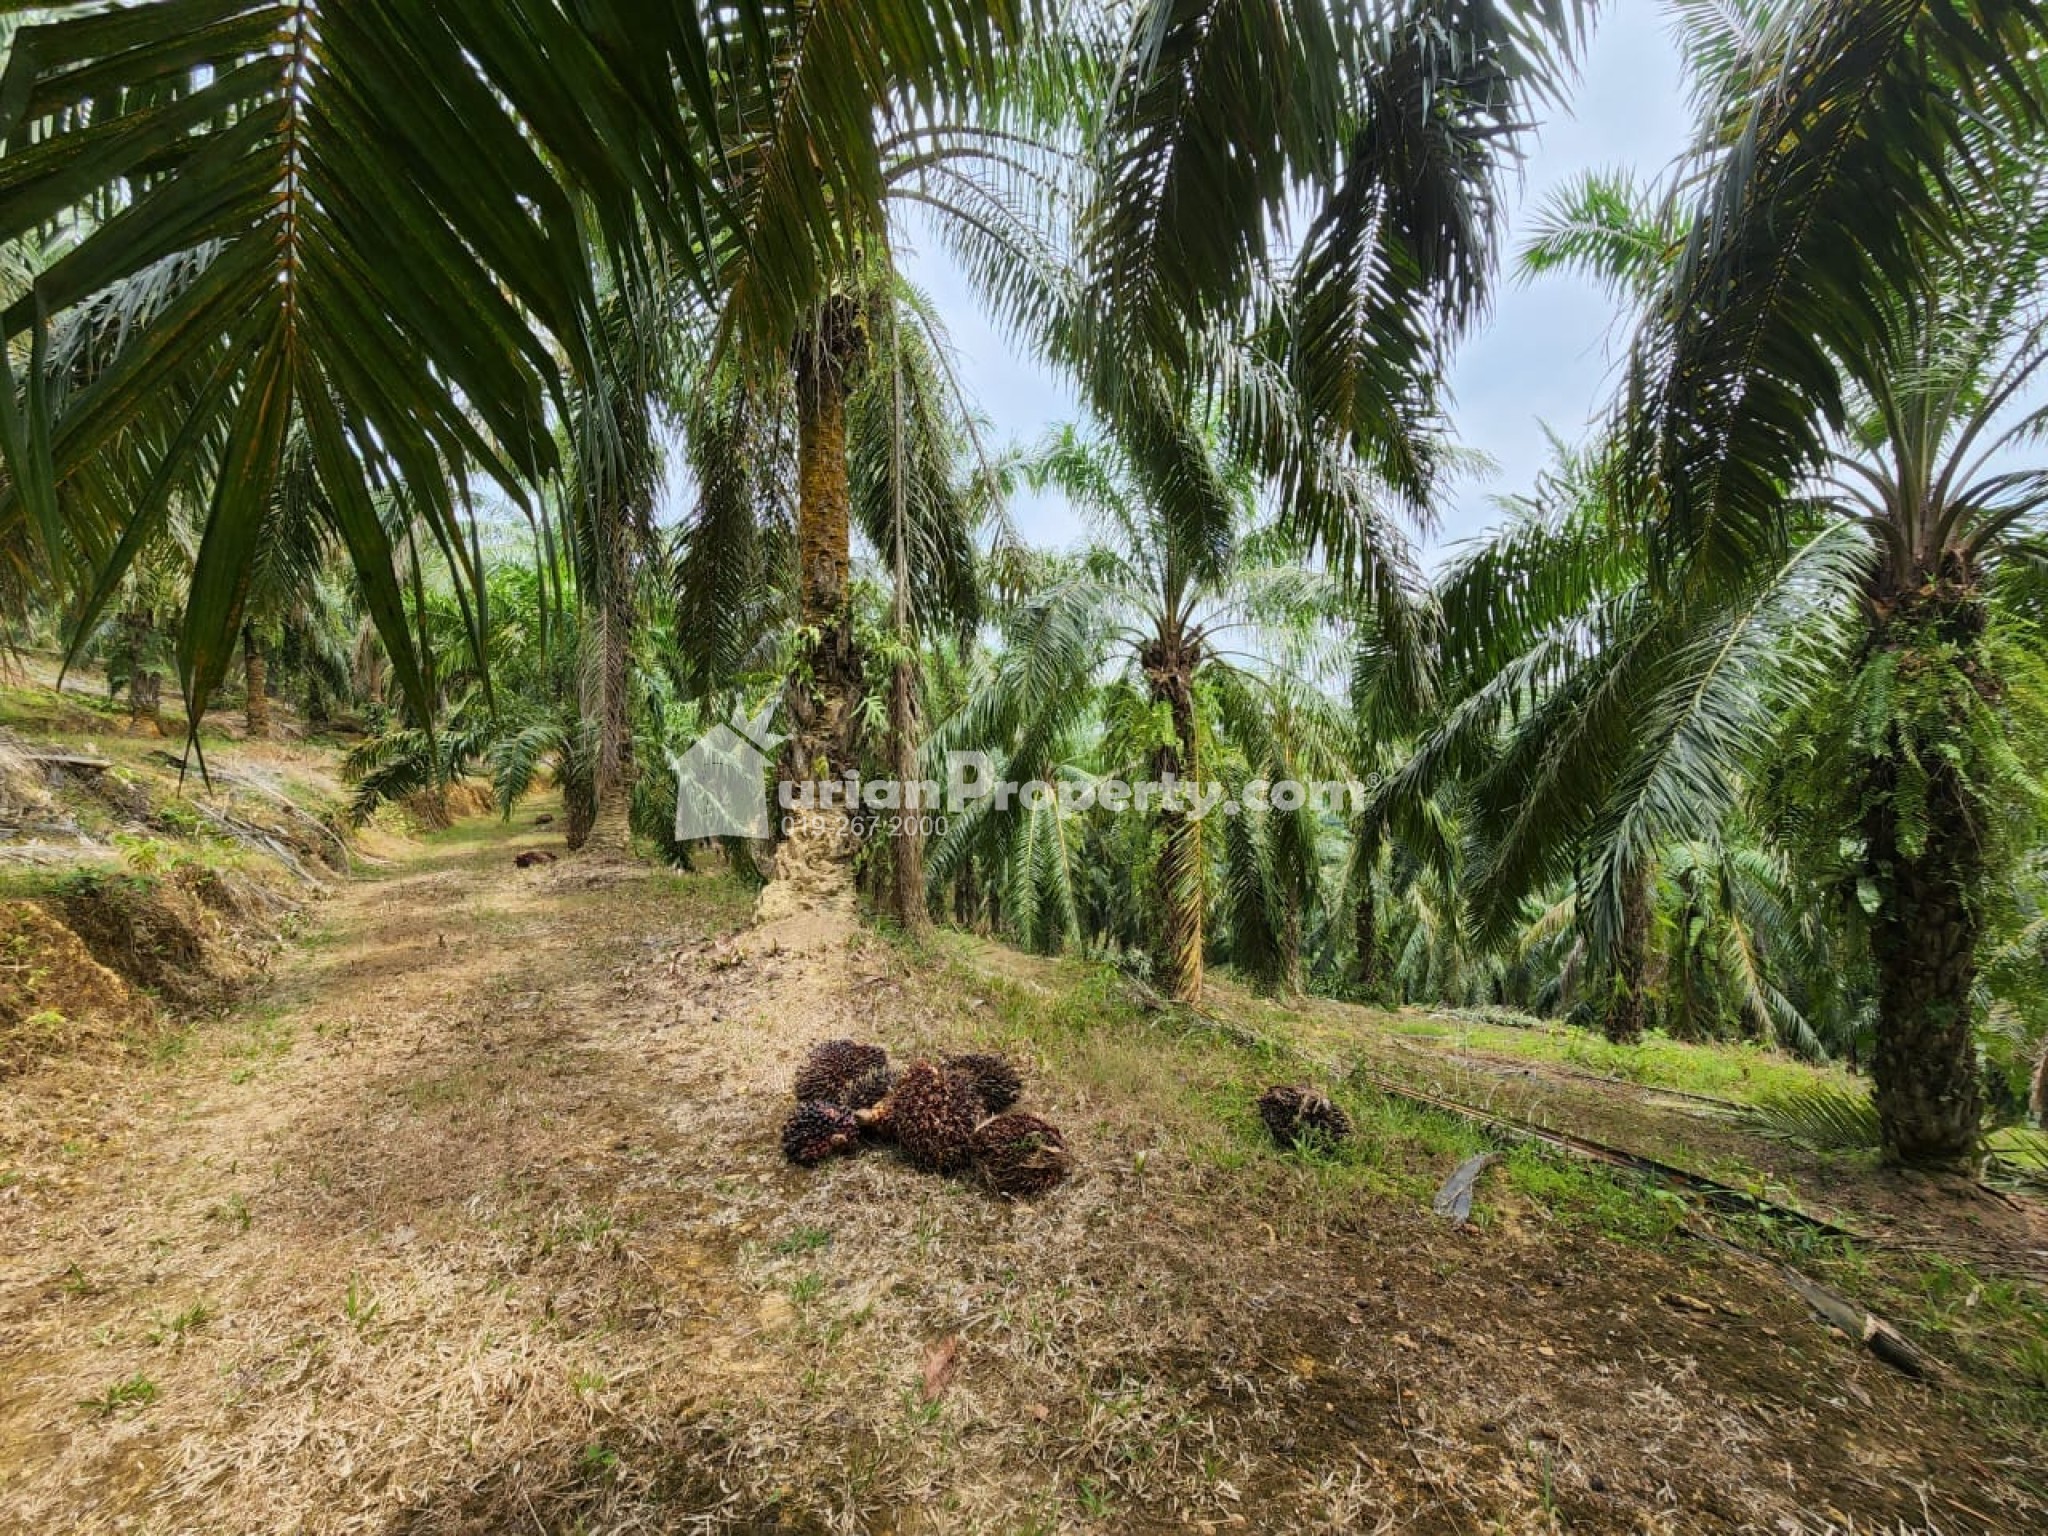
[900,1387,942,1429]
[1074,1478,1114,1519]
[210,1192,253,1232]
[1505,1148,1688,1243]
[148,1300,212,1347]
[343,1274,381,1332]
[80,1374,158,1419]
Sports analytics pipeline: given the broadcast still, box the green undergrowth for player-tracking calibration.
[920,935,1701,1244]
[922,933,2048,1453]
[1345,1005,1858,1107]
[0,676,124,736]
[1716,1203,2048,1443]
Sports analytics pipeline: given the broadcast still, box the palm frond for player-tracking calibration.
[1746,1081,1883,1152]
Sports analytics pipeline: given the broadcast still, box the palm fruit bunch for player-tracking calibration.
[842,1062,896,1114]
[782,1101,862,1166]
[864,1060,983,1173]
[793,1039,889,1106]
[1257,1084,1353,1151]
[779,1041,1075,1197]
[942,1052,1024,1115]
[970,1112,1072,1198]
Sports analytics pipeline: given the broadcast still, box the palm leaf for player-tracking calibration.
[1745,1081,1883,1153]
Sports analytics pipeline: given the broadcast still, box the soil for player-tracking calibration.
[0,815,2043,1533]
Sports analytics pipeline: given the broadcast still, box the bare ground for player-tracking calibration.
[2,814,2044,1533]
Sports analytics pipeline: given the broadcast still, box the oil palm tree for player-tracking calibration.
[1379,431,1868,1043]
[932,424,1351,1001]
[1604,0,2048,1165]
[674,2,1034,852]
[671,262,990,925]
[0,0,1026,741]
[561,280,670,853]
[846,280,990,933]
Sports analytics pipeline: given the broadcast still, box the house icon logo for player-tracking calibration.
[671,704,781,841]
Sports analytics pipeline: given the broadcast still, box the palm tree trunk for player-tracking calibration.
[565,793,597,852]
[1863,739,1984,1167]
[785,303,863,792]
[1603,869,1651,1044]
[1353,887,1377,992]
[243,625,270,740]
[584,794,631,854]
[760,304,868,917]
[1155,801,1203,1002]
[121,609,161,733]
[1864,773,1982,1166]
[1279,888,1304,998]
[131,670,162,732]
[1861,569,1986,1169]
[1145,635,1203,1003]
[1353,825,1380,992]
[585,542,637,858]
[888,657,932,938]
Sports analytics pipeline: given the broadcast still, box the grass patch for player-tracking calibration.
[1442,1020,1853,1106]
[924,936,1698,1245]
[148,1300,212,1347]
[80,1373,158,1419]
[1503,1147,1689,1243]
[0,677,125,737]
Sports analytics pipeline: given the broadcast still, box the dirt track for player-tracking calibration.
[2,816,2043,1533]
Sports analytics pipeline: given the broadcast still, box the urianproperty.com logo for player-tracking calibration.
[671,710,1374,842]
[669,706,783,841]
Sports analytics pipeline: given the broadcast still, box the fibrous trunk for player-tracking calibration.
[784,301,863,795]
[1143,633,1202,1003]
[1279,891,1304,999]
[243,625,270,740]
[1602,869,1651,1044]
[1353,824,1380,992]
[130,671,162,731]
[585,533,637,858]
[121,608,161,731]
[764,302,867,912]
[1353,886,1378,991]
[565,789,597,852]
[888,657,932,938]
[1861,572,1986,1167]
[1864,760,1983,1167]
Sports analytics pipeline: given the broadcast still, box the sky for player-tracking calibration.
[893,6,1696,564]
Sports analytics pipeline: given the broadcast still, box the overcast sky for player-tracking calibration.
[893,6,1695,563]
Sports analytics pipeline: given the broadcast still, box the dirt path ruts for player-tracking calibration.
[0,822,807,1531]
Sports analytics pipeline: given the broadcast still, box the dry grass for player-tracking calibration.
[0,899,153,1077]
[0,814,2043,1534]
